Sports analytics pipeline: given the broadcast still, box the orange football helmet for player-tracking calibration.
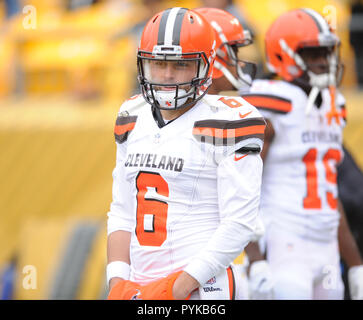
[195,7,256,91]
[265,8,343,89]
[137,7,216,110]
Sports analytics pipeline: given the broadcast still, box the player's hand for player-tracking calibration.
[172,271,199,299]
[107,271,187,300]
[348,265,363,300]
[248,260,275,300]
[107,279,141,300]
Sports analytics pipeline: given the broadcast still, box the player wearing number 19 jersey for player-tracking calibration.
[243,79,346,241]
[106,7,265,300]
[241,9,363,300]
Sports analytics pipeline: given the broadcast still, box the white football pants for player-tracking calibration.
[265,223,344,300]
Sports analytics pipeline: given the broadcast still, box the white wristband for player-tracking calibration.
[106,261,130,286]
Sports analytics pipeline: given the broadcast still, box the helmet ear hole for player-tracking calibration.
[276,54,282,61]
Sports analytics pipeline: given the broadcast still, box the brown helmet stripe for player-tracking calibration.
[172,8,188,45]
[157,7,188,46]
[157,8,171,45]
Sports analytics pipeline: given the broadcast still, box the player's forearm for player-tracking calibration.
[260,118,274,161]
[184,219,255,285]
[107,230,131,264]
[245,242,265,268]
[107,230,132,288]
[338,200,363,268]
[172,271,200,299]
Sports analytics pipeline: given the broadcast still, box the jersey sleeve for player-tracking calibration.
[184,151,263,285]
[107,107,138,235]
[241,87,292,138]
[193,100,266,164]
[242,93,292,116]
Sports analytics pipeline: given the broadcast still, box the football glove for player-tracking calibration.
[248,260,275,300]
[348,265,363,300]
[107,271,185,300]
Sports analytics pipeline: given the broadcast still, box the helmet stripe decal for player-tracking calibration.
[164,7,182,45]
[157,7,187,46]
[172,8,188,45]
[157,8,171,45]
[302,8,330,34]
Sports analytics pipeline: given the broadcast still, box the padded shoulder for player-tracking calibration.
[114,114,137,144]
[202,94,255,113]
[242,80,293,114]
[194,94,265,147]
[117,94,148,117]
[114,94,146,144]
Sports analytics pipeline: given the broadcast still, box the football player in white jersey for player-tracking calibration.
[240,9,363,299]
[106,7,266,300]
[195,7,275,300]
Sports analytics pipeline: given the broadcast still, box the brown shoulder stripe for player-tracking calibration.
[193,118,265,146]
[242,94,292,114]
[114,115,137,144]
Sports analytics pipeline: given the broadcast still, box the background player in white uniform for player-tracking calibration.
[195,7,274,300]
[241,8,363,299]
[106,7,265,300]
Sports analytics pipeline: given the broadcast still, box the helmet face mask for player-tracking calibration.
[216,40,257,87]
[294,44,343,89]
[195,8,257,92]
[230,43,257,87]
[137,49,211,110]
[137,7,216,111]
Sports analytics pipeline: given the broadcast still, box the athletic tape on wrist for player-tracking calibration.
[106,261,130,285]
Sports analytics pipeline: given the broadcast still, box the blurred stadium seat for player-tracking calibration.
[0,0,362,300]
[13,217,106,299]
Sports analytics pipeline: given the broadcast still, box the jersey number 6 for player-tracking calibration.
[135,171,169,246]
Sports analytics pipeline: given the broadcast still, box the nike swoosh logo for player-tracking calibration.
[234,154,249,161]
[239,111,252,118]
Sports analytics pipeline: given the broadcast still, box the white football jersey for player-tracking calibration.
[107,94,265,286]
[243,80,346,241]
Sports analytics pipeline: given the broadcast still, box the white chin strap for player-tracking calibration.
[279,38,337,99]
[305,72,329,116]
[305,86,320,115]
[152,89,188,109]
[305,71,336,116]
[305,56,337,115]
[214,60,251,93]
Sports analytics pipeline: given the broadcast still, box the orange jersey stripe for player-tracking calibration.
[243,95,292,113]
[193,124,265,139]
[114,122,136,136]
[227,267,235,300]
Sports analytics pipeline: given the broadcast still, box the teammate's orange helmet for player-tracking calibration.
[137,7,216,110]
[195,7,256,90]
[265,8,342,88]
